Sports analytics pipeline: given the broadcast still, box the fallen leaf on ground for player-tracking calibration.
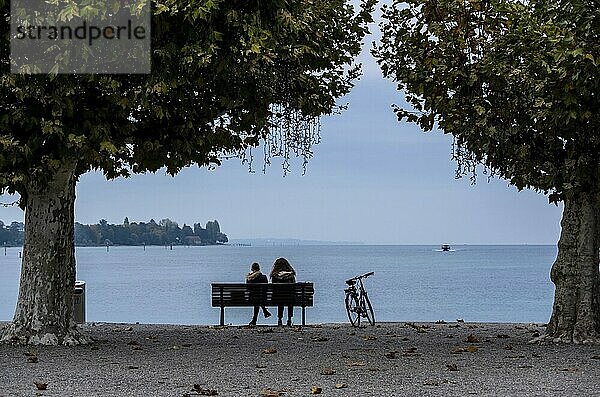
[466,346,479,353]
[34,382,47,391]
[193,384,218,395]
[321,368,336,375]
[335,383,348,389]
[25,348,38,363]
[466,334,479,343]
[402,347,421,357]
[560,368,579,372]
[24,349,37,357]
[262,348,277,354]
[362,335,377,341]
[260,389,282,397]
[446,364,458,371]
[311,386,322,394]
[406,323,430,333]
[423,380,440,386]
[451,347,466,354]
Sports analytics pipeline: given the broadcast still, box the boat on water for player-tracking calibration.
[436,243,456,252]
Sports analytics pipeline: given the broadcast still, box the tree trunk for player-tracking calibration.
[1,161,87,345]
[544,193,600,344]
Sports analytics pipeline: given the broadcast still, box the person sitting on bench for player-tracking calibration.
[246,262,271,326]
[270,257,296,326]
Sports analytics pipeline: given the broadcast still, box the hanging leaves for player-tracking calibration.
[373,0,600,200]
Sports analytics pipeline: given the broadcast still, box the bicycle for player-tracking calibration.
[344,271,375,326]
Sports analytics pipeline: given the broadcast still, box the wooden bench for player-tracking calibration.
[211,282,314,326]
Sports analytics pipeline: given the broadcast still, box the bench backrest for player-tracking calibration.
[211,283,314,307]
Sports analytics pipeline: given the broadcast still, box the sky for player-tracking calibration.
[0,13,563,245]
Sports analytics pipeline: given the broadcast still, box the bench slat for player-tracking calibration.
[211,283,314,307]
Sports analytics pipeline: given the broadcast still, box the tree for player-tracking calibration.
[205,220,220,243]
[194,222,209,242]
[0,0,376,344]
[374,0,599,342]
[181,224,194,237]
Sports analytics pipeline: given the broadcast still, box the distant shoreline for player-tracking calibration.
[1,243,558,249]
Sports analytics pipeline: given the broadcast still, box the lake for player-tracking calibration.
[0,245,557,325]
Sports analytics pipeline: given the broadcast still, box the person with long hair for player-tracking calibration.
[270,257,296,326]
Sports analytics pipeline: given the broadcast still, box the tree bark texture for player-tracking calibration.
[1,162,86,345]
[545,193,600,344]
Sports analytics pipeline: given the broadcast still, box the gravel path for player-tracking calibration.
[1,321,600,396]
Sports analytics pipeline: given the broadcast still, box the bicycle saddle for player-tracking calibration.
[345,279,356,285]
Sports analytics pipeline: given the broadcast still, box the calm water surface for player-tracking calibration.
[0,245,557,325]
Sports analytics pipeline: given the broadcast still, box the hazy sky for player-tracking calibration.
[0,17,563,245]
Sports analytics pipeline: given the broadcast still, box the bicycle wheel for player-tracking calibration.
[345,293,361,327]
[362,293,375,326]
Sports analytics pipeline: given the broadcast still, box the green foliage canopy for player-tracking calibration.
[0,0,375,197]
[374,0,599,201]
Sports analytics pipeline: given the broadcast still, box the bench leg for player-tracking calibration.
[302,306,306,326]
[220,307,225,326]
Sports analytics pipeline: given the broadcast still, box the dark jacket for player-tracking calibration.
[247,273,268,284]
[247,272,268,305]
[271,272,296,284]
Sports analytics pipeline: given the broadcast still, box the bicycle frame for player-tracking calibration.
[344,272,374,326]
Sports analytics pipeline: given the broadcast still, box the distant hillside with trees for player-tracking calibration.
[75,218,228,246]
[0,218,227,247]
[0,220,24,246]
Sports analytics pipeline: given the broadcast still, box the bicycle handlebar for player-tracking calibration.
[346,271,374,283]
